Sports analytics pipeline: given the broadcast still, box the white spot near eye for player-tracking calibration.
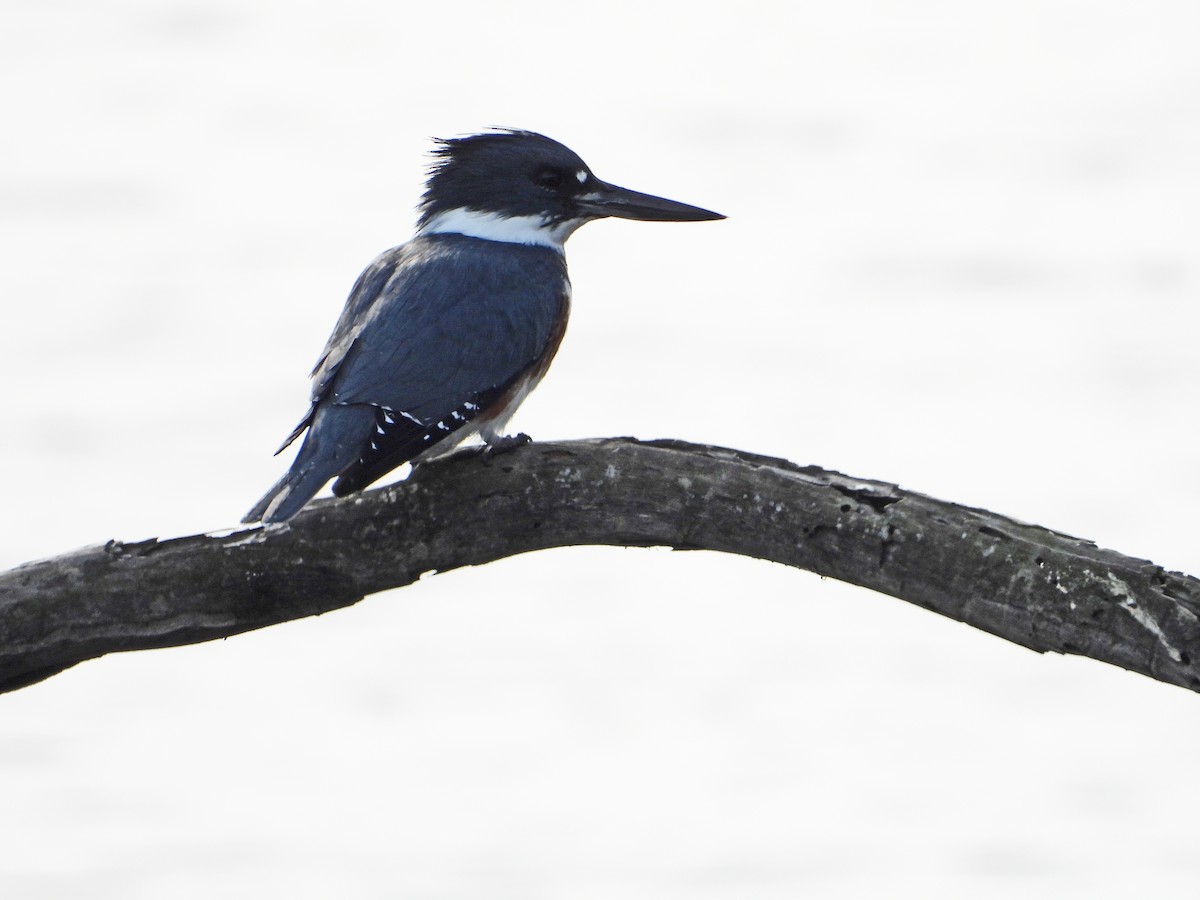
[575,170,587,183]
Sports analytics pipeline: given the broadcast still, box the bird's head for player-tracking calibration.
[417,129,724,248]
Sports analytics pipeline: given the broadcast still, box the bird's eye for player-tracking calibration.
[534,168,565,189]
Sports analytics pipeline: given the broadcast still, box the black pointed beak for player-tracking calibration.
[577,181,725,222]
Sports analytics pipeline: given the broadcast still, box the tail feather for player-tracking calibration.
[242,404,376,524]
[242,472,291,524]
[241,465,335,524]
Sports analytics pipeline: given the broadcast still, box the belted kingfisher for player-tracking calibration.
[244,129,724,524]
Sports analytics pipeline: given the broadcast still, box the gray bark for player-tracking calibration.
[2,438,1199,694]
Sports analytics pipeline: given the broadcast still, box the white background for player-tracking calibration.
[3,2,1199,897]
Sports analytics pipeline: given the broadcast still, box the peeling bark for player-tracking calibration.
[2,438,1199,694]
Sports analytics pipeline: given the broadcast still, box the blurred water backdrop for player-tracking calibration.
[2,2,1199,897]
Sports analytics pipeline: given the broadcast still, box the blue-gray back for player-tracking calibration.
[311,233,569,423]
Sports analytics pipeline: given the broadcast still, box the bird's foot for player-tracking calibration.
[480,432,532,464]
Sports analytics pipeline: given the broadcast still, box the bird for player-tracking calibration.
[244,129,724,524]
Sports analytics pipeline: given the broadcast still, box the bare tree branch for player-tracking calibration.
[3,437,1199,694]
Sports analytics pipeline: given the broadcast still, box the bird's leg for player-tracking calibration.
[480,432,532,463]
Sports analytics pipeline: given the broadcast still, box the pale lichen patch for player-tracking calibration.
[1107,572,1183,664]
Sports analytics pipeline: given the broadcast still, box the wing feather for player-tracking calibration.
[324,235,567,423]
[248,233,570,521]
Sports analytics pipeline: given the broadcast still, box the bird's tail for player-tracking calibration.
[242,470,319,524]
[242,404,376,524]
